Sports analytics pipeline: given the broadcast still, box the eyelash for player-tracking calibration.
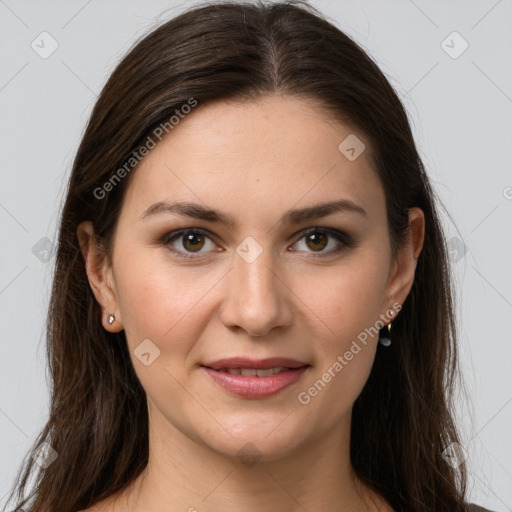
[160,227,352,260]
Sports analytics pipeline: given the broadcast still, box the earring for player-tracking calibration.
[108,314,115,325]
[379,322,392,346]
[379,307,395,347]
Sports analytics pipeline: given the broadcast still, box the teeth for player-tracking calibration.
[219,367,288,376]
[252,368,281,377]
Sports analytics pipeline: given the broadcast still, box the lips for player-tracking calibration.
[200,357,311,398]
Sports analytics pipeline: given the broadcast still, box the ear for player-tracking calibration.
[383,207,425,313]
[77,221,123,332]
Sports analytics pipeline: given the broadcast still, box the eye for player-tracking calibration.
[290,227,350,257]
[162,229,219,259]
[161,227,351,260]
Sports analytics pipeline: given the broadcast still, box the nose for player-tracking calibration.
[219,243,294,337]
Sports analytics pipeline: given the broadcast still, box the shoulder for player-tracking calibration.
[467,503,496,512]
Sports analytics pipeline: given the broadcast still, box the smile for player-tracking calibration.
[201,365,310,399]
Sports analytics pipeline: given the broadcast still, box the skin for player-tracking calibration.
[77,94,424,512]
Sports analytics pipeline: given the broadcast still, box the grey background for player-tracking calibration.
[1,0,511,510]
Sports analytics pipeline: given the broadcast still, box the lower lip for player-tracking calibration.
[202,366,310,398]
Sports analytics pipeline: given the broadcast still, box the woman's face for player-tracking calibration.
[81,94,423,461]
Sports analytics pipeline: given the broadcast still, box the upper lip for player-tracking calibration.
[202,357,309,370]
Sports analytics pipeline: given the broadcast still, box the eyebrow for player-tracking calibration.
[140,199,367,228]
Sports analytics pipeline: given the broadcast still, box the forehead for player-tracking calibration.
[121,95,384,225]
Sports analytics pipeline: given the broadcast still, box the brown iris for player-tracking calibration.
[182,232,205,252]
[305,232,328,252]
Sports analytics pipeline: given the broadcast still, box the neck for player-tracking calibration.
[107,401,385,512]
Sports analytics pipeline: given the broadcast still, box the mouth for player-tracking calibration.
[204,366,307,377]
[201,356,309,371]
[200,358,311,398]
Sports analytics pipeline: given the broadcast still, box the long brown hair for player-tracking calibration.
[6,1,470,510]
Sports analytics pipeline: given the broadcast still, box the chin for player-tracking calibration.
[201,423,308,464]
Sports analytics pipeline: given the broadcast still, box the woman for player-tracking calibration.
[5,1,495,511]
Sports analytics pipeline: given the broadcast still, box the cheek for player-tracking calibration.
[302,253,387,344]
[294,254,386,409]
[114,250,222,353]
[113,253,218,404]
